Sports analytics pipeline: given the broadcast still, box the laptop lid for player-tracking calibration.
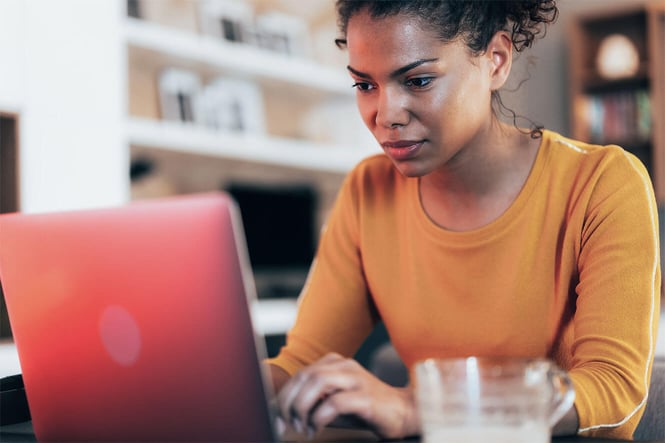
[0,192,276,442]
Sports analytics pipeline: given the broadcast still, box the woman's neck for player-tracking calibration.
[419,124,541,231]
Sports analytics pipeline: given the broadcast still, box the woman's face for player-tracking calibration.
[345,10,497,177]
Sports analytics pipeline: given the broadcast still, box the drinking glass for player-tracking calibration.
[414,357,575,443]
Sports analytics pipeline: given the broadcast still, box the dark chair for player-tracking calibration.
[634,357,665,442]
[368,341,408,388]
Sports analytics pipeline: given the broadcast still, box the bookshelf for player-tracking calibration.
[125,1,378,184]
[125,1,379,259]
[125,17,353,97]
[568,2,665,205]
[126,117,368,174]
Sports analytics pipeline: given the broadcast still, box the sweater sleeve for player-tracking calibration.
[266,162,378,376]
[570,149,661,439]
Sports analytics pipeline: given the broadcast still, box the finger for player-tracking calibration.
[277,368,321,425]
[307,390,373,434]
[276,352,348,417]
[276,355,358,425]
[274,416,286,436]
[288,361,361,427]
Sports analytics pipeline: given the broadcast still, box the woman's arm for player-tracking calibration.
[265,162,379,378]
[567,150,660,439]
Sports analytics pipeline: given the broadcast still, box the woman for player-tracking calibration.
[267,1,661,440]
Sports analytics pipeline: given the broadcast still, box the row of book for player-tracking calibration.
[576,89,651,145]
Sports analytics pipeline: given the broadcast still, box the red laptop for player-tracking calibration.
[0,192,276,441]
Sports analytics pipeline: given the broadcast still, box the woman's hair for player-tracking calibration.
[335,0,558,54]
[334,0,558,137]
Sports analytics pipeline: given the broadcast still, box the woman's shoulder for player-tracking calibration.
[544,130,622,157]
[542,130,649,179]
[541,130,654,209]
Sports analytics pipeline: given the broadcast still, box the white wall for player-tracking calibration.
[0,0,129,214]
[0,0,26,113]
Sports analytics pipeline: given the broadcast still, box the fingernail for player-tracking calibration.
[292,418,303,433]
[307,425,316,440]
[275,417,286,436]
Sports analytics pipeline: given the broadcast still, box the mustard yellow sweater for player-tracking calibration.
[268,130,661,439]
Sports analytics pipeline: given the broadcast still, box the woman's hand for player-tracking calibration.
[274,352,419,440]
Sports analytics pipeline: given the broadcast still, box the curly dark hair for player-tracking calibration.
[334,1,558,138]
[335,0,558,54]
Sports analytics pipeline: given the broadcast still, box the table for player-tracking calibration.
[0,421,649,443]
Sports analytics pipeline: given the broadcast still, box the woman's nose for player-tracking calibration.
[375,88,410,128]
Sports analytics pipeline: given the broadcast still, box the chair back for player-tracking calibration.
[634,357,665,441]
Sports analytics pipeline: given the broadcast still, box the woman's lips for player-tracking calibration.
[381,140,425,161]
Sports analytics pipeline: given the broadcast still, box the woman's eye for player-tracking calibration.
[352,82,375,92]
[405,77,433,88]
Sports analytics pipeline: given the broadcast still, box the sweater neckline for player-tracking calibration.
[411,129,552,244]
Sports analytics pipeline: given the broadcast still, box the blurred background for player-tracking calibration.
[0,0,663,372]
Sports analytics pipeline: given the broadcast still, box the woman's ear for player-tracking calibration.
[487,31,513,91]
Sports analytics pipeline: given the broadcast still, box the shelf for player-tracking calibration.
[126,117,379,173]
[124,17,353,98]
[581,71,650,94]
[568,3,665,204]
